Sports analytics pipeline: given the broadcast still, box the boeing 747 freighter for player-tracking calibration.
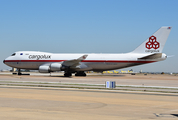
[3,27,172,77]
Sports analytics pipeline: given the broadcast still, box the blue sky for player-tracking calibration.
[0,0,178,72]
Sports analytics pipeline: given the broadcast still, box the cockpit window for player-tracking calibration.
[11,53,16,56]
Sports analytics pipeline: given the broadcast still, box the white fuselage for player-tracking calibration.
[3,26,171,76]
[4,51,166,72]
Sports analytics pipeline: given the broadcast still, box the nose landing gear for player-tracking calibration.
[18,69,22,75]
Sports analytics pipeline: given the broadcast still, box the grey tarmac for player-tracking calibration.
[0,73,178,120]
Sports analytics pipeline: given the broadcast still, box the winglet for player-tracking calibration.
[77,55,88,61]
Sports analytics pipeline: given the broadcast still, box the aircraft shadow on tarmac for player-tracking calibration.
[171,114,178,117]
[49,74,125,78]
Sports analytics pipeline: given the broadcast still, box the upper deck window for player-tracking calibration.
[11,53,16,56]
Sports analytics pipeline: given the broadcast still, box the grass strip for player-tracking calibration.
[0,83,178,94]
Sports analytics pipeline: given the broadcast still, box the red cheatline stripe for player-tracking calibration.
[4,60,156,63]
[4,60,64,62]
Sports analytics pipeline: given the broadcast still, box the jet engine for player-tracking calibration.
[50,63,62,71]
[39,63,62,73]
[39,66,50,73]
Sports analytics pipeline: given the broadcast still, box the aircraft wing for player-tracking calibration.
[62,54,88,67]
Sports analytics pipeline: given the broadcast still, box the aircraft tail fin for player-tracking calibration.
[131,27,172,53]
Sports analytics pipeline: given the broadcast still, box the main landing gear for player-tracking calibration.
[64,72,72,77]
[75,71,86,76]
[64,71,87,77]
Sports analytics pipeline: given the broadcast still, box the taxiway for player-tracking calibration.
[0,73,178,120]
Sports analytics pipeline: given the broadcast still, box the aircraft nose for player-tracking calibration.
[3,59,7,64]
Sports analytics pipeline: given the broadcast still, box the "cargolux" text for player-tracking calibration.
[29,55,51,60]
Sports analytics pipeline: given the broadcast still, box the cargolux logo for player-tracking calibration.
[146,36,160,49]
[29,55,51,60]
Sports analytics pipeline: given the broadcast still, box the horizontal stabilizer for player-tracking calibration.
[138,53,162,59]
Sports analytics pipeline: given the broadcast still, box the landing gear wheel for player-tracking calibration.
[18,69,22,75]
[75,71,86,77]
[18,73,22,75]
[64,72,72,77]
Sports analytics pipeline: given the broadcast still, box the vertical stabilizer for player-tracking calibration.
[132,27,171,53]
